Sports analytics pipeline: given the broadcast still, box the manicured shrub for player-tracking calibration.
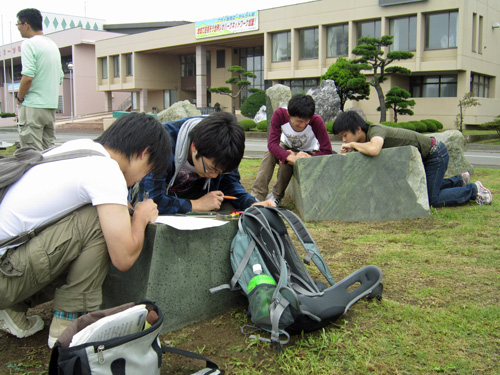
[257,120,268,131]
[409,120,426,133]
[421,120,438,133]
[423,119,443,130]
[239,119,256,131]
[240,90,266,119]
[0,112,15,118]
[399,122,416,131]
[325,121,333,133]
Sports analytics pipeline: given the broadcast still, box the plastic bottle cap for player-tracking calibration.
[252,264,262,274]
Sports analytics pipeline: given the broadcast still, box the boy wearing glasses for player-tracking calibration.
[136,112,275,214]
[15,8,64,150]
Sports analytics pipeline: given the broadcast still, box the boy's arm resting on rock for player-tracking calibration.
[97,200,158,272]
[342,136,384,156]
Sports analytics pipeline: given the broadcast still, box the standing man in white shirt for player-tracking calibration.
[15,8,64,150]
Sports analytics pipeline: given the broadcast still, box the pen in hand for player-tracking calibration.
[223,195,237,200]
[144,191,149,200]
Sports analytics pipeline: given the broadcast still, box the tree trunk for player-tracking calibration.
[375,84,386,123]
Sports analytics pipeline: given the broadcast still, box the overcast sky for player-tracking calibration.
[1,0,312,43]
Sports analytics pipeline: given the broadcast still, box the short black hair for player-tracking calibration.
[17,8,43,32]
[287,94,315,119]
[190,112,245,173]
[95,112,172,176]
[332,111,370,135]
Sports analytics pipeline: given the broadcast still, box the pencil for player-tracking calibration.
[223,195,237,200]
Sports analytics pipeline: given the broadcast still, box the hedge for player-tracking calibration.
[239,119,257,131]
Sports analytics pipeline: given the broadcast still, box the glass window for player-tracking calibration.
[426,11,458,49]
[281,78,319,95]
[125,54,133,76]
[272,31,291,62]
[216,50,225,69]
[357,20,381,41]
[410,75,457,97]
[164,89,178,108]
[113,55,120,78]
[239,46,264,102]
[180,54,196,77]
[101,57,108,79]
[390,16,417,51]
[327,24,348,57]
[471,73,490,98]
[299,28,318,59]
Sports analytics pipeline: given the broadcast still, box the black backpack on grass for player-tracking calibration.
[212,206,383,349]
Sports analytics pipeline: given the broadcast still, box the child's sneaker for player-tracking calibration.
[0,308,44,338]
[461,172,471,186]
[475,181,492,205]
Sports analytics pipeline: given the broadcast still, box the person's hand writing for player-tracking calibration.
[340,143,355,154]
[191,191,224,212]
[132,199,159,224]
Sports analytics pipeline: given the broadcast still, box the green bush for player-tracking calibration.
[239,119,256,131]
[0,112,15,118]
[399,122,416,131]
[240,90,266,118]
[408,120,426,133]
[423,119,443,130]
[325,121,333,133]
[257,120,268,131]
[421,120,438,133]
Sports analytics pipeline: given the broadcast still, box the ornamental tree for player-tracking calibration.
[380,86,416,123]
[321,57,370,111]
[351,35,414,122]
[209,65,257,114]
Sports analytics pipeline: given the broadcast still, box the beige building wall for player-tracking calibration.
[95,0,500,128]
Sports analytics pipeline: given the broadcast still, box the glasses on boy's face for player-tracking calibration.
[200,156,232,176]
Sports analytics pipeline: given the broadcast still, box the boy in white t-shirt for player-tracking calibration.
[251,94,333,205]
[0,112,171,348]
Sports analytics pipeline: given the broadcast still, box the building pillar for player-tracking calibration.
[196,45,207,108]
[104,91,113,112]
[140,88,148,112]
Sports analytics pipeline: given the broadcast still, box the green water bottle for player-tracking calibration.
[247,264,276,293]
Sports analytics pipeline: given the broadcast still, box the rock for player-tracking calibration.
[291,146,430,222]
[306,80,341,123]
[253,105,267,123]
[345,107,367,121]
[429,130,474,177]
[265,84,291,124]
[157,100,201,122]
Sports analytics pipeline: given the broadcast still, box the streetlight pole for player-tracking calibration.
[68,62,74,122]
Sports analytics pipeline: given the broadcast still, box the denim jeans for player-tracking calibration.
[424,141,477,208]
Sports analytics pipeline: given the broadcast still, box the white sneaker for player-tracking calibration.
[0,309,44,338]
[461,172,471,186]
[48,316,74,349]
[475,181,492,205]
[266,192,281,207]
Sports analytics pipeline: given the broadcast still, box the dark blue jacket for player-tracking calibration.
[136,117,257,214]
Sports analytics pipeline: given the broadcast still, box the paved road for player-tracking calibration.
[1,127,499,168]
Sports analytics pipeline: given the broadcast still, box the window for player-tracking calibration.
[101,57,108,79]
[239,46,266,102]
[281,78,319,95]
[471,73,490,98]
[327,24,348,57]
[410,75,457,97]
[272,31,291,62]
[478,15,483,54]
[357,20,381,41]
[113,55,120,78]
[299,28,318,59]
[216,49,225,69]
[125,54,133,76]
[180,54,195,77]
[390,16,417,51]
[164,89,178,108]
[425,11,458,49]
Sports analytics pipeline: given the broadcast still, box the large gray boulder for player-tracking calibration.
[265,84,291,124]
[430,130,474,177]
[307,79,341,123]
[291,146,430,222]
[253,105,267,123]
[157,100,201,122]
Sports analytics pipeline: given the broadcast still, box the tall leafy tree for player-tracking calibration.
[351,35,414,122]
[209,65,257,114]
[321,57,370,111]
[380,86,416,123]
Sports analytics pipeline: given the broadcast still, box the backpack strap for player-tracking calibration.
[274,208,336,286]
[161,346,224,374]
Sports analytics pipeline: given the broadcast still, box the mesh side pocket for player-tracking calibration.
[248,284,276,329]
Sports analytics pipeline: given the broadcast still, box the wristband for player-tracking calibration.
[16,94,24,103]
